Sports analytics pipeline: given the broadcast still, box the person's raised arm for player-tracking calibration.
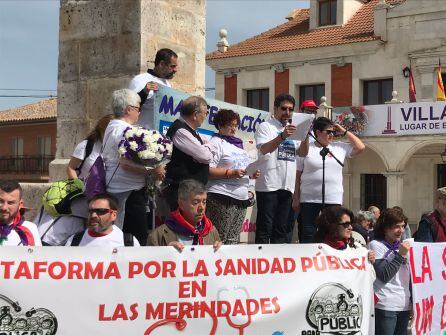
[334,124,365,157]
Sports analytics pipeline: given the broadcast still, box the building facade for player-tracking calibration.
[207,0,446,228]
[0,99,57,182]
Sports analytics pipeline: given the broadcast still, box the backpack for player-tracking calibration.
[70,230,135,246]
[76,138,95,176]
[41,179,84,217]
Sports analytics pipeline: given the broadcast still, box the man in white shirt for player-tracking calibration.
[65,193,139,246]
[129,48,178,130]
[164,96,216,210]
[254,94,309,244]
[0,180,41,246]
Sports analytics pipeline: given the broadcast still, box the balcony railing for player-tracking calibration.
[0,155,54,174]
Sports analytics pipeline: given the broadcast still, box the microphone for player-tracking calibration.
[288,118,293,124]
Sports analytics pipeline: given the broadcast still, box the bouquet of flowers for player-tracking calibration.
[335,106,369,136]
[118,126,172,195]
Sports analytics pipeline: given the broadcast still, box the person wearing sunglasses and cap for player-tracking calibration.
[65,193,140,246]
[300,99,319,115]
[294,117,365,244]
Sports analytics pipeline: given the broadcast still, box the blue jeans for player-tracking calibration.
[375,309,410,335]
[255,190,294,244]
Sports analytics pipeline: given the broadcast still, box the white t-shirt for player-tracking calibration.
[35,197,88,246]
[128,71,171,130]
[254,118,300,193]
[206,136,251,200]
[369,240,411,311]
[1,221,42,246]
[102,119,146,193]
[65,225,140,247]
[71,140,102,179]
[296,141,353,204]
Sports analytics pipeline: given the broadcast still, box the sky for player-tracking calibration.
[0,0,308,111]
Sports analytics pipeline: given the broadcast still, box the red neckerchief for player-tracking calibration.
[428,210,446,242]
[1,212,35,246]
[167,209,213,245]
[87,229,112,237]
[323,238,349,250]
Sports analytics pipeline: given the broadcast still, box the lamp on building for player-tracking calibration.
[441,145,446,163]
[402,66,410,78]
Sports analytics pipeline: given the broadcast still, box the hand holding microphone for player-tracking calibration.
[281,120,297,140]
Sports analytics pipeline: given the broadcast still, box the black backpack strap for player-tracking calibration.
[70,231,85,246]
[123,233,134,247]
[76,139,95,175]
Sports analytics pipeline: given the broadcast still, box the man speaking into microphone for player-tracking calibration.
[254,94,309,244]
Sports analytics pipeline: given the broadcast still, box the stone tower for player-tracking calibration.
[50,0,206,180]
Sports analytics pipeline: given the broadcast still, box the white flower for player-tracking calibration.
[129,141,138,151]
[118,146,127,155]
[155,152,163,161]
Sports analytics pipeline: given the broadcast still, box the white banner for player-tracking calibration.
[409,241,446,335]
[332,101,446,137]
[0,245,375,335]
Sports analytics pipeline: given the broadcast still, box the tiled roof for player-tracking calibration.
[206,0,405,61]
[0,99,57,124]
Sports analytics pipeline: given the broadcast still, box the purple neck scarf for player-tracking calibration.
[215,134,244,149]
[381,239,401,258]
[0,214,26,246]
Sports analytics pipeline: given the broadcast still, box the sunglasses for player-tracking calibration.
[280,106,294,112]
[323,129,335,135]
[88,208,113,216]
[338,221,352,228]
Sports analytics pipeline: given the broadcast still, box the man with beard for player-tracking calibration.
[0,180,41,246]
[129,48,178,130]
[148,179,221,251]
[65,193,139,246]
[254,93,309,244]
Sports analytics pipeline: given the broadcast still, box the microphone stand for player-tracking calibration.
[307,132,344,208]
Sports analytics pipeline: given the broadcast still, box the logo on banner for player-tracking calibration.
[0,294,58,335]
[305,283,362,335]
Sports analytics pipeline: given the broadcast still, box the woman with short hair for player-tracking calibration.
[103,89,164,245]
[369,208,411,335]
[294,117,365,244]
[352,210,375,246]
[314,205,373,257]
[205,109,259,244]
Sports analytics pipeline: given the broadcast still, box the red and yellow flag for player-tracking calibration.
[408,65,416,102]
[436,61,446,101]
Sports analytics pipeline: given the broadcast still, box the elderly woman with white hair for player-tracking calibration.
[102,89,164,245]
[352,210,375,246]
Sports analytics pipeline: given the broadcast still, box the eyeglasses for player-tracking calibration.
[337,221,352,228]
[88,208,113,216]
[323,129,335,135]
[128,105,141,112]
[196,110,209,116]
[280,106,294,112]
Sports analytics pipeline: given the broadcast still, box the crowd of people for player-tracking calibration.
[1,48,445,334]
